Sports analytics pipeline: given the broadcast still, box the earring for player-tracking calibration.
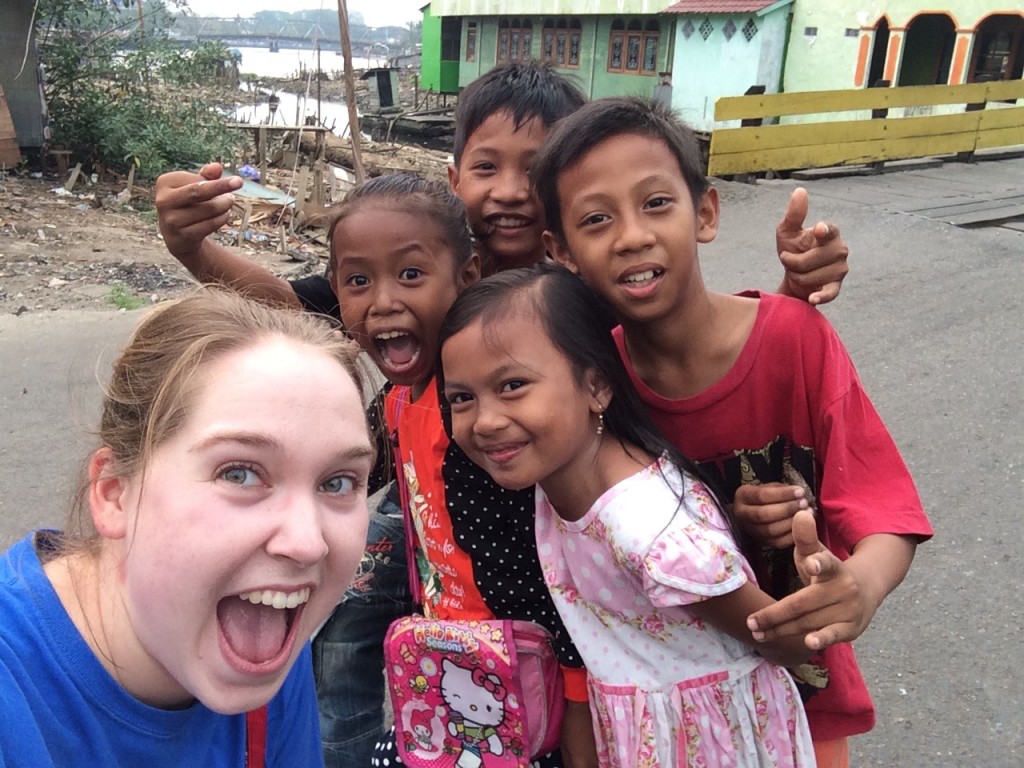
[596,411,605,436]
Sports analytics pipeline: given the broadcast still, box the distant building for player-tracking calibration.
[418,1,1023,132]
[419,1,797,133]
[786,3,1023,92]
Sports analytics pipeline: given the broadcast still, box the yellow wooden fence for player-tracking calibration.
[707,80,1024,177]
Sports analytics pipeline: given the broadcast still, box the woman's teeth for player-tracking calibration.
[238,588,310,610]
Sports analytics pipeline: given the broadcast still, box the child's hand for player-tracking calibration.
[775,187,849,306]
[155,162,243,260]
[560,700,599,768]
[733,483,809,548]
[747,509,869,652]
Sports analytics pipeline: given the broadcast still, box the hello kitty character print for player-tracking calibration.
[442,659,506,767]
[384,616,536,768]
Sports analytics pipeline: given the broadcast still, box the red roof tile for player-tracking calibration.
[662,0,779,13]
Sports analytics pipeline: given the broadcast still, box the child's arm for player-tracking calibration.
[560,701,599,768]
[775,187,849,306]
[155,162,302,309]
[684,510,821,668]
[556,664,597,766]
[746,510,918,651]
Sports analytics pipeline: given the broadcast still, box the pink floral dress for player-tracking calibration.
[535,458,816,768]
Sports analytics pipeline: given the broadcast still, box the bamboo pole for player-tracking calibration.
[335,0,366,183]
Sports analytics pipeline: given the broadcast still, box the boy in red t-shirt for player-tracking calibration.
[533,96,933,768]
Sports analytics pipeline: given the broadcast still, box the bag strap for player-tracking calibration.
[245,705,267,768]
[388,385,423,613]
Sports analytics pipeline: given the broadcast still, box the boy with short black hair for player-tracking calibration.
[447,62,585,273]
[533,95,933,768]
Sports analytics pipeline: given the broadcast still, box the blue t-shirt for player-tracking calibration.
[0,532,324,767]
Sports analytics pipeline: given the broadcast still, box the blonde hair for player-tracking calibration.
[64,287,371,547]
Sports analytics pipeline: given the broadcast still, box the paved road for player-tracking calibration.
[768,152,1024,231]
[1,158,1021,765]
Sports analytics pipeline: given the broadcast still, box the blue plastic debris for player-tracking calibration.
[238,164,261,181]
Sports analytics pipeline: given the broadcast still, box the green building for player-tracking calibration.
[418,1,803,133]
[419,2,1022,131]
[419,2,462,94]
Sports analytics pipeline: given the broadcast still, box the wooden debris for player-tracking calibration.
[300,133,449,183]
[64,163,83,192]
[237,199,253,246]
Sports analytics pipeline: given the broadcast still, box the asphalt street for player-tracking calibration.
[1,158,1021,765]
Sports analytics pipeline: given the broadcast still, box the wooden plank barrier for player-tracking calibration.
[708,80,1024,177]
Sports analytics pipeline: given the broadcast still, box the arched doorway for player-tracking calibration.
[867,17,890,86]
[969,14,1024,82]
[898,14,956,85]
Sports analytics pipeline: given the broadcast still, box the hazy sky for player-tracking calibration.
[182,0,424,29]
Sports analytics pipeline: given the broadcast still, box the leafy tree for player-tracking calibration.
[406,20,422,47]
[36,0,243,180]
[252,11,293,24]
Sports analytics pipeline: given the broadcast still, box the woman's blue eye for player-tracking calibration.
[222,465,260,486]
[400,267,423,280]
[321,475,355,495]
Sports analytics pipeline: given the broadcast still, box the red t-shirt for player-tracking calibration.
[613,291,933,741]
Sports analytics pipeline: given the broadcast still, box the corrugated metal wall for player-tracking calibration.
[0,0,48,148]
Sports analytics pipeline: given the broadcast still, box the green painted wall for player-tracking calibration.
[671,9,790,133]
[784,2,1019,94]
[434,1,665,15]
[781,2,1022,124]
[453,14,668,99]
[589,16,664,100]
[420,4,443,92]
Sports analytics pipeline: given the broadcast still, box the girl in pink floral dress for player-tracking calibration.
[439,265,817,767]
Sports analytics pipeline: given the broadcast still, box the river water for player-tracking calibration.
[233,45,387,80]
[234,88,353,134]
[229,45,389,135]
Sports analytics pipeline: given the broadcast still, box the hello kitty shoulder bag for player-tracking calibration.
[383,387,565,767]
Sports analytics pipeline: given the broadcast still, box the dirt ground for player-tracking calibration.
[0,172,330,315]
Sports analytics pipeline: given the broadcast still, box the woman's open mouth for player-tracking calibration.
[216,587,309,675]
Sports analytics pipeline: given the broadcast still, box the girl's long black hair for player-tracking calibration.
[437,263,741,542]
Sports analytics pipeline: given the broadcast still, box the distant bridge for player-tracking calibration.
[169,15,401,51]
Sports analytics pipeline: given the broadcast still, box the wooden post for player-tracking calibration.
[295,165,311,219]
[958,84,988,163]
[312,162,325,207]
[735,85,766,183]
[739,85,767,127]
[869,78,892,119]
[124,165,136,201]
[869,79,891,171]
[64,162,82,192]
[238,200,252,246]
[258,124,268,184]
[336,0,367,183]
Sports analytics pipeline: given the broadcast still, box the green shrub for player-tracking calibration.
[108,284,147,311]
[37,0,244,180]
